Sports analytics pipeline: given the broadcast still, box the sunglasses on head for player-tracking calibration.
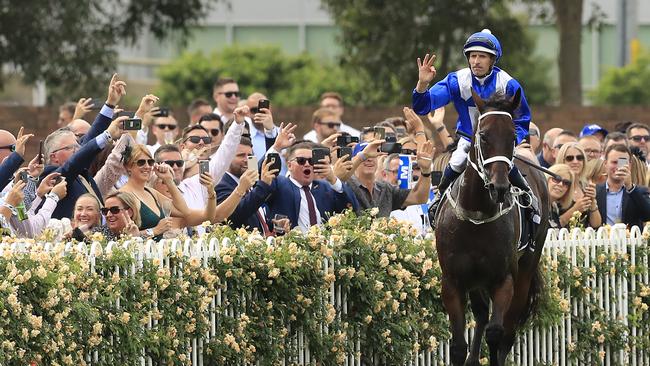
[292,157,313,166]
[0,144,16,152]
[317,121,341,129]
[162,160,184,168]
[630,135,650,142]
[185,136,212,144]
[207,128,220,137]
[135,159,155,167]
[220,91,240,98]
[101,206,127,215]
[155,124,177,131]
[550,176,572,187]
[564,154,584,162]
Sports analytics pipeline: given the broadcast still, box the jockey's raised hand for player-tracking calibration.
[416,53,437,92]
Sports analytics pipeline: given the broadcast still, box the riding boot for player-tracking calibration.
[428,165,461,229]
[509,165,541,250]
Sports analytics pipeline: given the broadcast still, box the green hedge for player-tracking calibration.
[0,211,648,365]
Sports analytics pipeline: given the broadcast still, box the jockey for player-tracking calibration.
[412,29,539,222]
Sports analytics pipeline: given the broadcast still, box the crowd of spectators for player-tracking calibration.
[1,70,649,241]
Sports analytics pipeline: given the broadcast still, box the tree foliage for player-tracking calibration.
[591,52,650,105]
[156,45,366,107]
[320,0,554,106]
[0,0,214,102]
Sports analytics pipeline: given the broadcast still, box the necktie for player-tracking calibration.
[256,208,272,236]
[302,186,317,226]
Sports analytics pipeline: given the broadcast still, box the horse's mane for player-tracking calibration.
[483,93,513,112]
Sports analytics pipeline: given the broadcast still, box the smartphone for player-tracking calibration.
[38,140,44,164]
[337,135,352,147]
[385,134,397,143]
[71,227,87,242]
[338,147,353,160]
[431,171,443,186]
[618,157,628,167]
[374,127,386,140]
[90,98,104,109]
[199,160,210,175]
[350,136,359,144]
[53,176,63,185]
[312,148,330,165]
[381,142,402,154]
[19,171,28,183]
[265,153,282,175]
[258,99,270,111]
[153,107,169,117]
[247,155,259,173]
[123,118,142,131]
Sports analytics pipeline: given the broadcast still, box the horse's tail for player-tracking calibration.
[518,264,544,326]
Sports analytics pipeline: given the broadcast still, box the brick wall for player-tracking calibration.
[2,105,650,160]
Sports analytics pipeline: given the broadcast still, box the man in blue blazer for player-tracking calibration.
[596,144,650,229]
[216,137,274,232]
[0,128,32,192]
[39,74,127,218]
[265,141,358,232]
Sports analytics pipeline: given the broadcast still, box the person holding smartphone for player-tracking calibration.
[595,144,650,228]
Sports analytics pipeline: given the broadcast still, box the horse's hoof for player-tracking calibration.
[485,325,504,347]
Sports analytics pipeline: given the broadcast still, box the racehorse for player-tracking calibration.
[433,89,550,366]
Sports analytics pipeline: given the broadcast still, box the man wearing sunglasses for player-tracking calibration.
[262,141,358,233]
[147,113,179,155]
[626,123,650,163]
[178,107,247,212]
[0,130,17,165]
[0,128,32,192]
[154,145,185,183]
[198,113,224,153]
[304,108,342,144]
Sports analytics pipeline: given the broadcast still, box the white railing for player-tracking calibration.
[1,224,648,365]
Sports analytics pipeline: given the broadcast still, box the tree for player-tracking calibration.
[320,0,554,106]
[156,45,366,107]
[551,0,583,106]
[0,0,215,101]
[591,52,650,105]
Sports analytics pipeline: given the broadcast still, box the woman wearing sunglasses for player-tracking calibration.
[547,163,601,229]
[91,191,141,240]
[119,144,209,240]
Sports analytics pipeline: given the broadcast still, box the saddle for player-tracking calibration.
[429,177,539,253]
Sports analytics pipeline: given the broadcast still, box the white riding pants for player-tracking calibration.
[449,138,472,173]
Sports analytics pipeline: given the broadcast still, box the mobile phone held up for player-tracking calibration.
[618,157,628,168]
[265,153,281,176]
[247,155,259,173]
[258,99,270,111]
[38,140,44,164]
[338,147,353,160]
[153,107,169,117]
[123,118,142,131]
[312,148,330,165]
[380,142,402,154]
[199,160,210,175]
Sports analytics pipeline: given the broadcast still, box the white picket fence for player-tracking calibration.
[1,224,649,365]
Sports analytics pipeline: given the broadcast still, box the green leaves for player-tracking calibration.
[156,45,364,107]
[591,52,650,105]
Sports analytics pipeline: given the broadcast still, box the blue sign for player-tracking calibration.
[397,155,412,189]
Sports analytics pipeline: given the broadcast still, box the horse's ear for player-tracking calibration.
[509,88,522,112]
[471,88,485,111]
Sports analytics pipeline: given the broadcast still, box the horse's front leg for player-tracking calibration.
[486,274,514,366]
[441,277,468,366]
[465,290,489,366]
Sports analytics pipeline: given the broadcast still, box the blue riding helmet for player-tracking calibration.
[463,29,502,63]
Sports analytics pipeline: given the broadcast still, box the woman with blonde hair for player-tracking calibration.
[92,191,142,241]
[119,144,215,240]
[583,158,607,185]
[547,164,601,229]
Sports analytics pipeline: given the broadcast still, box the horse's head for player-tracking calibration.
[470,88,521,203]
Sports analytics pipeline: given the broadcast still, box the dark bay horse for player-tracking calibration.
[434,89,549,366]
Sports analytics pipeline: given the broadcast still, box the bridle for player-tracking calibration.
[467,111,515,188]
[440,110,529,225]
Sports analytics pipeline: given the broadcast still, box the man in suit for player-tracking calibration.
[216,137,276,233]
[39,74,128,218]
[596,144,650,228]
[264,141,358,232]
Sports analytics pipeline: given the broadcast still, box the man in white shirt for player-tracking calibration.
[136,112,179,155]
[212,78,279,161]
[303,92,359,141]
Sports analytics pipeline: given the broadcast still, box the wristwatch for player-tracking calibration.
[145,228,154,237]
[45,192,60,203]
